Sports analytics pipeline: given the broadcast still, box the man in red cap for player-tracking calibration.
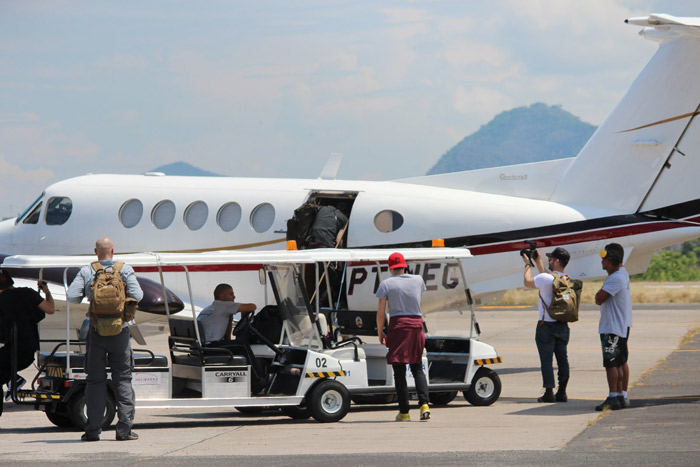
[376,252,430,422]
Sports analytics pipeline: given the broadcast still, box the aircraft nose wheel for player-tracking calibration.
[308,380,350,423]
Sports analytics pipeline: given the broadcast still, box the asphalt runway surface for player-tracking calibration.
[1,304,698,466]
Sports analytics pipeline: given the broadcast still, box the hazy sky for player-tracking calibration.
[2,0,700,218]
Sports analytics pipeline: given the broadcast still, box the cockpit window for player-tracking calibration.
[23,202,43,225]
[16,192,44,224]
[45,197,73,225]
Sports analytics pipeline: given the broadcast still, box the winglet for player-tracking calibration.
[318,153,343,180]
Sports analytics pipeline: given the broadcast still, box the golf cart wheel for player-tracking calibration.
[308,379,350,423]
[46,408,74,428]
[67,390,116,430]
[280,405,311,419]
[429,391,458,406]
[464,367,501,406]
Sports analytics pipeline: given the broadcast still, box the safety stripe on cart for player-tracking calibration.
[16,390,61,400]
[305,371,346,378]
[474,357,502,365]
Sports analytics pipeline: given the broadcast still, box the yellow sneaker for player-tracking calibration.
[395,412,411,422]
[420,404,431,421]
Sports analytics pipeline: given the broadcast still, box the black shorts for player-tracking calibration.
[600,330,629,368]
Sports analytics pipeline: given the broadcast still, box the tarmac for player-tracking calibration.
[1,304,699,466]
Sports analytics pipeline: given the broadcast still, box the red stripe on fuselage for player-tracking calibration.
[468,216,700,256]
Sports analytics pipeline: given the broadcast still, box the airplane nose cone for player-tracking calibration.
[136,276,185,313]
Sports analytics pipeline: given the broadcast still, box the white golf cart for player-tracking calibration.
[3,247,501,426]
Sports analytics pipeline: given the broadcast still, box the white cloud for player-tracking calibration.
[95,53,149,70]
[0,154,55,219]
[454,85,512,120]
[443,41,507,69]
[379,8,433,24]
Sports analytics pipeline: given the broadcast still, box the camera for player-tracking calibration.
[519,241,539,265]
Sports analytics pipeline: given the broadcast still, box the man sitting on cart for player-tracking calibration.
[197,284,266,393]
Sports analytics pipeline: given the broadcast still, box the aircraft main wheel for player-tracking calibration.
[46,408,74,428]
[429,391,458,406]
[308,379,350,423]
[280,405,311,419]
[464,367,501,406]
[67,390,116,430]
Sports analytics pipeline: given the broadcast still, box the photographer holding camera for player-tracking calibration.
[522,246,571,403]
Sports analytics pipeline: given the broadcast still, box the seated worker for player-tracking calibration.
[196,284,266,393]
[197,283,256,345]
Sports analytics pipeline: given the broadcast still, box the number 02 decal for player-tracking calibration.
[315,357,327,368]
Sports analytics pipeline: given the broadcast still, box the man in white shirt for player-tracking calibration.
[523,247,572,403]
[594,243,633,411]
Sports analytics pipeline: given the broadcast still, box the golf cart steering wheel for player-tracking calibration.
[232,310,254,338]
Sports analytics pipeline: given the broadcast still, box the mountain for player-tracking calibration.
[427,103,597,174]
[148,162,222,177]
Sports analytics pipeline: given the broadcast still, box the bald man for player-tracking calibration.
[68,237,143,442]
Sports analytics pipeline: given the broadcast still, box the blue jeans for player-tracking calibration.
[535,321,570,388]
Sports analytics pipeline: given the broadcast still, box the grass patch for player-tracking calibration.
[499,281,700,305]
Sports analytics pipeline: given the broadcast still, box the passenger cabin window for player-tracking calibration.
[217,202,242,232]
[374,209,404,233]
[152,200,176,230]
[250,203,275,233]
[45,197,73,226]
[119,199,143,228]
[184,201,208,230]
[23,202,43,225]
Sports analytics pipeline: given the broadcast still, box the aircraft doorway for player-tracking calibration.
[286,190,357,311]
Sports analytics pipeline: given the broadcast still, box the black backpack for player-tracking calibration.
[286,202,317,247]
[236,305,283,346]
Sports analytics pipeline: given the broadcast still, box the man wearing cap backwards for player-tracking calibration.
[376,252,431,422]
[0,269,54,414]
[594,242,632,411]
[523,247,572,403]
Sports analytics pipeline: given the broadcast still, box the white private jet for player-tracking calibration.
[1,14,700,330]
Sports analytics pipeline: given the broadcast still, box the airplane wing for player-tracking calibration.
[2,247,472,269]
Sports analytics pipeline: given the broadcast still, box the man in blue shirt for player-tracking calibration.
[68,237,143,442]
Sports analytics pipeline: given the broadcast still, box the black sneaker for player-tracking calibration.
[595,396,622,411]
[617,395,630,408]
[81,433,100,442]
[116,431,139,441]
[537,389,555,403]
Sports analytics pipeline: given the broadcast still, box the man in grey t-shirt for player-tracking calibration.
[594,243,632,411]
[197,284,256,344]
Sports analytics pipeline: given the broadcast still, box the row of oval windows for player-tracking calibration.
[121,199,405,233]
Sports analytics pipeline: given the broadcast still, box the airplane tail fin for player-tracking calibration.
[551,14,700,216]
